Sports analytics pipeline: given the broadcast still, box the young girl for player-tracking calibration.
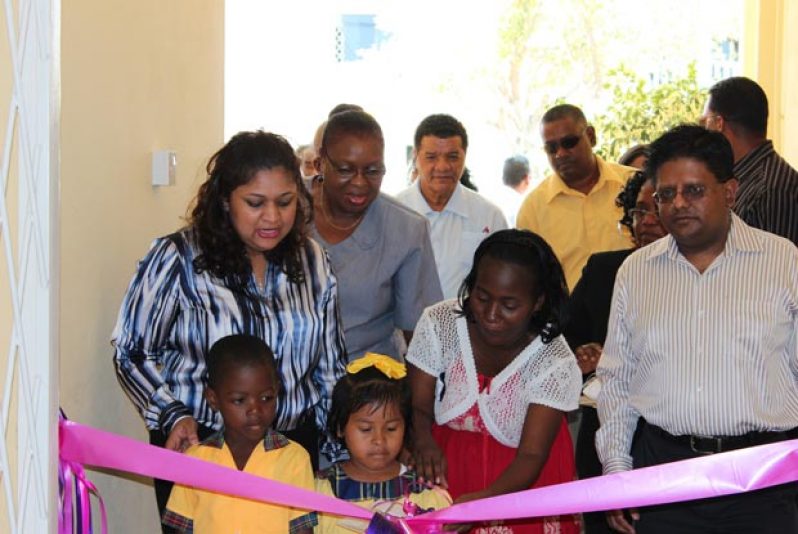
[315,353,451,533]
[407,229,582,533]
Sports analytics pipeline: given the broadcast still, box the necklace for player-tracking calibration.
[318,185,365,232]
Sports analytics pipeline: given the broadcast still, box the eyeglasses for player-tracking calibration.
[324,155,385,181]
[543,134,582,155]
[629,208,659,220]
[653,184,707,204]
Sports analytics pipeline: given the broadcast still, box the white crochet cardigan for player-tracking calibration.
[406,300,581,447]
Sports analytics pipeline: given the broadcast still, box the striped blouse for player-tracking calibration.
[596,214,798,474]
[112,228,347,441]
[733,140,798,245]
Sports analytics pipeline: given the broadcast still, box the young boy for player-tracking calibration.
[163,334,317,533]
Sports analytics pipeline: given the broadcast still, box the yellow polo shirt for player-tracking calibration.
[164,431,316,534]
[516,156,635,290]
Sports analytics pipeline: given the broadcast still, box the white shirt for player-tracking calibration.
[406,300,581,447]
[596,214,798,474]
[395,182,508,299]
[488,184,528,227]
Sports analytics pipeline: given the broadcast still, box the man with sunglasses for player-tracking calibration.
[516,104,635,290]
[701,76,798,245]
[596,125,798,534]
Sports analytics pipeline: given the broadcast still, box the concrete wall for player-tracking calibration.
[60,2,223,531]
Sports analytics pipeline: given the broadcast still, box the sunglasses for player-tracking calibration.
[653,184,707,204]
[543,134,582,155]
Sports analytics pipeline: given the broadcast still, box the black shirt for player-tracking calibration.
[733,140,798,246]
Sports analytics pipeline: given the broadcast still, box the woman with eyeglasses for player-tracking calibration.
[309,110,442,362]
[564,168,667,534]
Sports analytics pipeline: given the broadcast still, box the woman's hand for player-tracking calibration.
[454,489,491,505]
[606,508,639,534]
[575,342,602,375]
[407,364,448,487]
[443,490,492,532]
[164,417,199,452]
[410,436,448,488]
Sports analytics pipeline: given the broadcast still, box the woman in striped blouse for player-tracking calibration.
[111,131,347,531]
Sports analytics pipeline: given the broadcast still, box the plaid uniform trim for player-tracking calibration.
[289,512,318,533]
[162,510,193,533]
[320,463,426,501]
[201,429,290,451]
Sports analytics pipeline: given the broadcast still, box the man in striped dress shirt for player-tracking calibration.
[596,125,798,534]
[700,76,798,245]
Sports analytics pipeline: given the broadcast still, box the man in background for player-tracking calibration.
[395,114,507,299]
[516,104,634,290]
[498,154,531,226]
[701,76,798,245]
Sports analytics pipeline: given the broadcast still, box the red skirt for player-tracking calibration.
[433,414,580,534]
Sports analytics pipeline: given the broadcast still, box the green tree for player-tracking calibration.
[493,0,613,155]
[594,63,706,161]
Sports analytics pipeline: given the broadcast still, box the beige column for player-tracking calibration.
[744,0,798,165]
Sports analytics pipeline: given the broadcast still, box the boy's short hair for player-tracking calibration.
[206,334,277,389]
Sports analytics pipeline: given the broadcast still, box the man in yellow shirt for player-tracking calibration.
[516,104,635,290]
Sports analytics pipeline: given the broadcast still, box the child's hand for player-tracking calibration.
[410,437,448,488]
[165,417,199,452]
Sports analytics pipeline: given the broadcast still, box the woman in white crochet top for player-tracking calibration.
[406,229,582,534]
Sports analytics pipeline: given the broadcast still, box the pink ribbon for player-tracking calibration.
[420,439,798,524]
[59,418,798,532]
[59,420,371,521]
[59,424,109,534]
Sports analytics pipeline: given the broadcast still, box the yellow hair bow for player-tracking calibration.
[346,352,407,379]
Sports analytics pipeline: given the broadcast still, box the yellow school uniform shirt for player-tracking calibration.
[164,430,317,534]
[516,156,635,290]
[314,463,451,533]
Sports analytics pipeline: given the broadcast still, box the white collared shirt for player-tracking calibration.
[395,182,508,299]
[596,214,798,474]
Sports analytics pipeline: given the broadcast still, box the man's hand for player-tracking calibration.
[164,417,199,452]
[575,342,602,375]
[606,508,639,534]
